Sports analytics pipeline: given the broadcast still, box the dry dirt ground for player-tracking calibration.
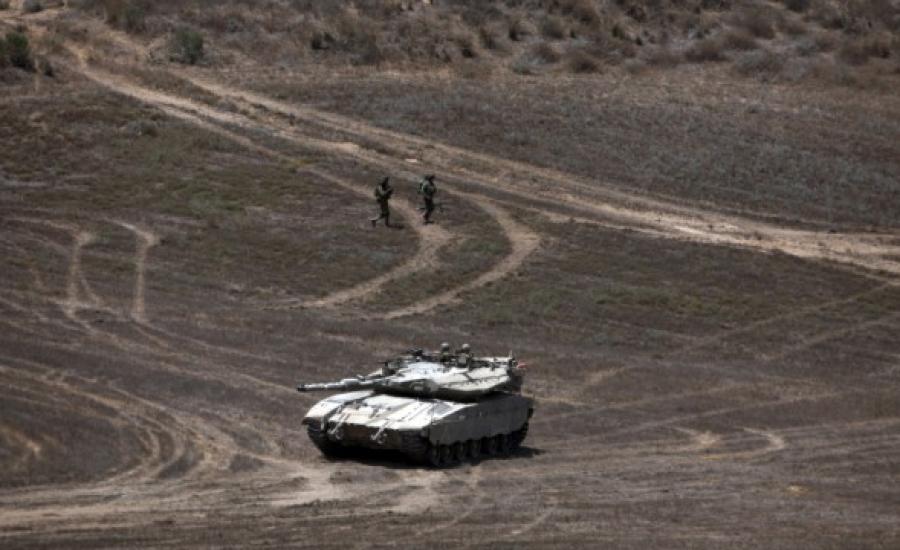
[2,4,900,549]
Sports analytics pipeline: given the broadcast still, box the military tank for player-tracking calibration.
[297,348,534,467]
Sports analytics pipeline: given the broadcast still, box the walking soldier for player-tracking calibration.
[371,177,394,227]
[418,174,437,224]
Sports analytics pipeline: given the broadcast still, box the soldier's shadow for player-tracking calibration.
[321,445,544,470]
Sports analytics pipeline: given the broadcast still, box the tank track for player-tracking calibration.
[423,422,530,468]
[308,424,530,467]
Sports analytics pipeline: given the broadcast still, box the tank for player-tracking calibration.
[297,349,534,467]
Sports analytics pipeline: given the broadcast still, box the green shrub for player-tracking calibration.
[5,31,34,71]
[169,28,204,65]
[105,0,146,33]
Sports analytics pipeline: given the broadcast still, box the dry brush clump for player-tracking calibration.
[64,0,900,86]
[685,36,726,62]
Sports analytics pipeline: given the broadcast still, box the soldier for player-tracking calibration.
[438,342,452,364]
[371,177,394,228]
[418,174,437,224]
[456,343,472,368]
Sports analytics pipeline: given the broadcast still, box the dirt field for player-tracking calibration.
[2,2,900,548]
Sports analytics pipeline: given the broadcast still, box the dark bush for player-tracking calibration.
[22,0,42,14]
[0,39,6,68]
[542,16,567,40]
[0,1,9,10]
[5,31,34,71]
[124,4,146,33]
[508,17,536,42]
[169,28,204,65]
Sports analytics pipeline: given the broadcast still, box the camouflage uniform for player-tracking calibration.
[456,343,472,368]
[371,177,394,227]
[418,175,437,224]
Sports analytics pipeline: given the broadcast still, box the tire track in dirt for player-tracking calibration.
[671,281,900,357]
[175,71,900,278]
[64,43,538,320]
[380,197,540,319]
[702,428,787,461]
[112,220,159,323]
[63,48,467,317]
[275,171,452,311]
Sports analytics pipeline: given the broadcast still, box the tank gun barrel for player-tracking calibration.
[297,376,381,393]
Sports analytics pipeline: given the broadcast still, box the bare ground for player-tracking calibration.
[1,4,900,549]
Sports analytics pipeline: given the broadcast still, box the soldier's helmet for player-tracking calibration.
[381,176,390,186]
[425,174,435,182]
[440,342,451,352]
[460,343,471,353]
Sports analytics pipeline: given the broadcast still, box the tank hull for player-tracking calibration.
[301,391,533,466]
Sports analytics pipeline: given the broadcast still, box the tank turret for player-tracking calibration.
[296,355,525,401]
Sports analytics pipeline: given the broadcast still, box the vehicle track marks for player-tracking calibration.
[112,220,159,323]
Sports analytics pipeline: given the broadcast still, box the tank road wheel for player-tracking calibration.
[450,442,465,465]
[483,436,498,457]
[466,439,481,461]
[426,443,442,467]
[496,433,511,457]
[438,444,452,467]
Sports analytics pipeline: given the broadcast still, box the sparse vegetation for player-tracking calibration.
[567,49,600,73]
[168,27,204,65]
[103,0,146,33]
[734,49,785,78]
[733,6,776,39]
[721,29,759,51]
[685,37,726,62]
[4,31,34,71]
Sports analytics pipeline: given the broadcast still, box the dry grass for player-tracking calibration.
[732,6,777,40]
[720,29,759,51]
[567,49,600,73]
[685,37,726,63]
[733,49,784,79]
